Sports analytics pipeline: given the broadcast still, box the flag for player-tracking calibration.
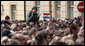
[43,13,50,19]
[57,10,60,16]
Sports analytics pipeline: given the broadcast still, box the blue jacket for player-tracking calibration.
[76,17,80,23]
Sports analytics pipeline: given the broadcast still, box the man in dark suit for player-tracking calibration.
[27,7,39,25]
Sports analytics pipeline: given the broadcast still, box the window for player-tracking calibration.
[69,1,74,19]
[11,5,16,21]
[56,1,61,19]
[36,1,40,14]
[57,1,61,10]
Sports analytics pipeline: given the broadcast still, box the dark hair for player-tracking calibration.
[32,6,37,11]
[23,24,26,27]
[78,23,82,27]
[12,27,18,32]
[43,19,47,22]
[5,16,10,20]
[35,32,48,45]
[53,41,68,45]
[7,39,20,45]
[60,24,67,29]
[70,24,77,34]
[22,31,29,35]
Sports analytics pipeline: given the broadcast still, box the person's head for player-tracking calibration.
[60,32,65,37]
[1,36,8,45]
[12,27,18,32]
[77,26,84,37]
[6,39,21,45]
[27,40,32,45]
[11,34,27,45]
[22,31,29,35]
[24,35,30,40]
[26,26,31,31]
[27,39,37,45]
[75,37,84,45]
[70,24,79,35]
[48,21,53,27]
[35,31,47,44]
[19,20,22,23]
[65,28,70,35]
[23,27,26,31]
[32,6,37,14]
[52,41,68,45]
[43,22,47,26]
[30,22,34,26]
[81,20,84,26]
[5,15,10,21]
[39,22,43,26]
[82,27,84,37]
[22,24,26,28]
[15,20,18,24]
[46,34,52,43]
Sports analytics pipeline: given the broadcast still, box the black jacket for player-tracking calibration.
[27,12,39,23]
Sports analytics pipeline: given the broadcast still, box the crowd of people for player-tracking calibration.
[1,15,84,45]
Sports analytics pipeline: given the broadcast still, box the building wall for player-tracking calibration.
[73,1,81,17]
[1,1,24,21]
[60,1,67,20]
[1,1,82,21]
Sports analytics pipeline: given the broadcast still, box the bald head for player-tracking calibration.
[12,34,24,40]
[11,34,27,45]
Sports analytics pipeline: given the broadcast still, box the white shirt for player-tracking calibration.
[11,24,16,29]
[10,30,15,35]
